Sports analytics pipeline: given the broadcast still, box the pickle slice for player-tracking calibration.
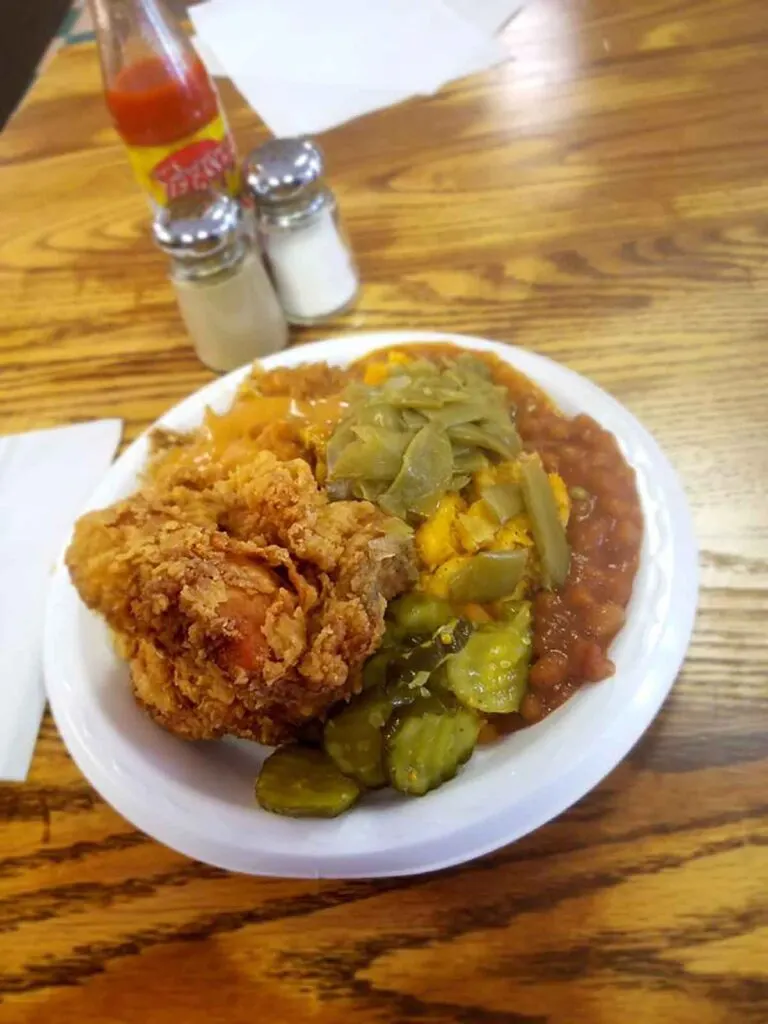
[385,695,481,796]
[389,593,455,636]
[386,618,473,691]
[323,619,477,791]
[362,648,395,690]
[256,746,361,817]
[445,604,532,714]
[324,688,395,788]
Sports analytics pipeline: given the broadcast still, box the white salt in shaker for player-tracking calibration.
[153,193,288,372]
[243,138,360,325]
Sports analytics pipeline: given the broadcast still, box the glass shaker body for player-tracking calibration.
[154,193,288,372]
[168,241,288,372]
[257,190,360,325]
[243,138,360,326]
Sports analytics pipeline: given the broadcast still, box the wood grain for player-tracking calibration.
[1,0,767,1020]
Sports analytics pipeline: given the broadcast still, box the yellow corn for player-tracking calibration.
[416,494,464,568]
[420,556,471,599]
[363,362,390,386]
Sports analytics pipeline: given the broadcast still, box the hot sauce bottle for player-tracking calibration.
[91,0,239,208]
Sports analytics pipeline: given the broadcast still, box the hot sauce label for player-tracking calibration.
[125,115,239,206]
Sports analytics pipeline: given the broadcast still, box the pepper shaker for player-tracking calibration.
[153,193,288,372]
[243,138,360,325]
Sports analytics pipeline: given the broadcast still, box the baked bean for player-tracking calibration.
[559,446,584,468]
[571,517,608,551]
[478,720,500,745]
[532,632,549,657]
[595,433,620,457]
[591,468,624,495]
[571,414,596,439]
[612,519,643,549]
[564,583,595,609]
[589,451,613,471]
[474,351,642,723]
[585,602,626,639]
[547,420,570,441]
[534,591,559,615]
[530,651,569,690]
[602,570,634,606]
[584,649,615,683]
[520,691,544,723]
[602,496,631,519]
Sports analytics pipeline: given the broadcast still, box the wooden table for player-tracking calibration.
[1,1,767,1020]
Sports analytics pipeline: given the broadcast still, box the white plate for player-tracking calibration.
[44,331,698,878]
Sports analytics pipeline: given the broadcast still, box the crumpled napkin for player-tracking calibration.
[191,0,523,135]
[0,420,122,781]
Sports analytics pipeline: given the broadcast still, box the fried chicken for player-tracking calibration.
[67,441,416,746]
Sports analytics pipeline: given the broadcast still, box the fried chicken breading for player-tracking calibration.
[67,445,416,746]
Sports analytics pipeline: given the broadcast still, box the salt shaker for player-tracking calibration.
[243,138,360,325]
[153,193,288,372]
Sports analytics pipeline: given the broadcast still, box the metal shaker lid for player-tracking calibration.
[152,192,243,261]
[243,138,325,207]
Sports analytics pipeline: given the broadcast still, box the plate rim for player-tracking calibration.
[44,330,699,877]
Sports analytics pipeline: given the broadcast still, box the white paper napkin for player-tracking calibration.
[445,0,524,35]
[0,420,122,781]
[191,0,519,136]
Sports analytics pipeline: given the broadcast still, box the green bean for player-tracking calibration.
[445,604,532,714]
[456,512,496,549]
[358,480,387,502]
[451,473,472,493]
[380,423,453,521]
[255,746,361,817]
[448,422,521,460]
[448,550,528,604]
[400,408,430,430]
[325,423,357,476]
[431,401,492,428]
[495,598,524,622]
[384,384,467,409]
[480,482,524,523]
[398,359,438,377]
[385,694,481,796]
[453,448,490,474]
[329,428,411,481]
[452,353,493,382]
[390,593,455,636]
[353,404,402,430]
[519,454,570,588]
[328,353,523,520]
[342,381,371,405]
[381,516,415,540]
